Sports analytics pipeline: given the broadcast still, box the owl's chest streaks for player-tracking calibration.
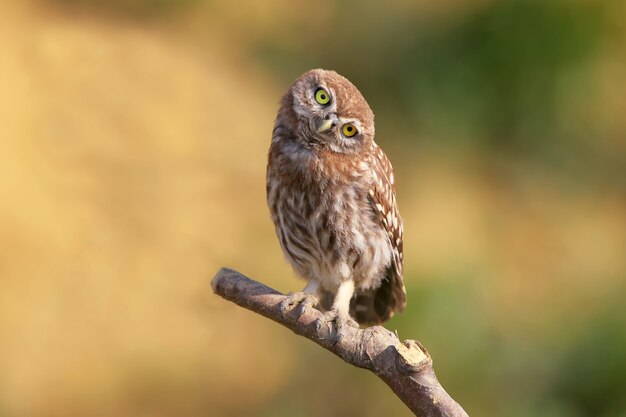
[267,140,392,290]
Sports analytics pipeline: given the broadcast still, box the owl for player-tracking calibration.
[266,69,405,337]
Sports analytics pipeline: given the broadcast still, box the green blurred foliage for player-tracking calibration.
[255,0,603,138]
[254,0,624,185]
[548,301,626,417]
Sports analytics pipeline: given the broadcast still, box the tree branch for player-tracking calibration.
[211,267,469,417]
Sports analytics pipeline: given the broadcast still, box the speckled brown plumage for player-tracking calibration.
[267,69,405,328]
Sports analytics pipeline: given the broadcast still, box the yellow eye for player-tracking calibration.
[315,88,331,105]
[342,123,358,137]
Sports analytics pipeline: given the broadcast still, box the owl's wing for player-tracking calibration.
[352,143,406,325]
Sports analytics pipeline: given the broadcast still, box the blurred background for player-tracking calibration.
[1,0,625,416]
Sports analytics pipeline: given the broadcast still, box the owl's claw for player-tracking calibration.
[315,309,359,344]
[279,291,319,318]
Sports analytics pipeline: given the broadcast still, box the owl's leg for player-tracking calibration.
[316,279,359,343]
[279,280,320,318]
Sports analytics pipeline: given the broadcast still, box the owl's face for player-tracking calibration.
[287,69,375,155]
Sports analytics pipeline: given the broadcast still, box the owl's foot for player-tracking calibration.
[315,309,359,344]
[279,291,319,318]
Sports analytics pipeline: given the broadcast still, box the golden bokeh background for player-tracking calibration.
[0,1,624,416]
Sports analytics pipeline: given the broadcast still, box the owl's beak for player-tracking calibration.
[315,114,338,133]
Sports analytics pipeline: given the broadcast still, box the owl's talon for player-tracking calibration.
[315,309,358,344]
[279,291,318,318]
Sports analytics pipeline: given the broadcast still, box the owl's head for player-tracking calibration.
[283,69,375,154]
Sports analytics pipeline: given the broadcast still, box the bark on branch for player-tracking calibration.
[211,267,469,417]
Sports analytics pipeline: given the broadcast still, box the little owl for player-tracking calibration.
[267,69,405,337]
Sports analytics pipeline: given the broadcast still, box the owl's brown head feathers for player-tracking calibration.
[282,69,374,155]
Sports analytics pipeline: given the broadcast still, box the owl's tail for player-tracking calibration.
[353,262,407,325]
[350,277,397,325]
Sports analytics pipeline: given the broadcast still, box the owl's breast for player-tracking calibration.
[267,159,392,291]
[316,182,392,289]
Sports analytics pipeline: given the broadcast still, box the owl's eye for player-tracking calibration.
[342,123,358,137]
[314,88,331,105]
